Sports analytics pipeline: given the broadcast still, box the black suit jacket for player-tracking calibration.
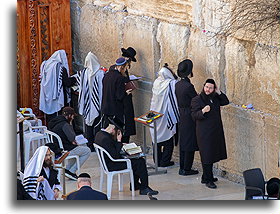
[40,167,60,189]
[66,186,108,200]
[95,130,127,171]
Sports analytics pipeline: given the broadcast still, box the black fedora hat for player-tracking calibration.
[107,116,125,132]
[121,47,137,62]
[177,59,193,78]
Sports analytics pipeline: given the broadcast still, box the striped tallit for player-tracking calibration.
[150,67,179,143]
[39,50,71,114]
[78,52,104,126]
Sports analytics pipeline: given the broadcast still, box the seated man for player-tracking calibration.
[266,177,280,199]
[95,117,159,195]
[22,146,62,200]
[48,107,91,180]
[66,173,108,200]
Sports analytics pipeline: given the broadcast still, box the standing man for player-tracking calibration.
[39,50,77,123]
[48,107,91,180]
[101,57,132,126]
[175,59,199,176]
[66,173,108,200]
[150,64,179,167]
[120,47,137,143]
[191,79,229,189]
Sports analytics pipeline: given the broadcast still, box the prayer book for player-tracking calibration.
[122,143,142,155]
[75,134,88,145]
[125,81,137,91]
[129,75,142,81]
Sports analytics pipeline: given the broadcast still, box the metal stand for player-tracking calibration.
[141,120,167,175]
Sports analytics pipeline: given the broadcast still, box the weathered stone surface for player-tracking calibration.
[94,0,192,25]
[225,38,280,115]
[156,22,191,70]
[71,1,280,183]
[122,15,160,81]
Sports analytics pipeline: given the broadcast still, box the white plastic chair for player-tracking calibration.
[23,123,48,165]
[93,143,135,200]
[45,130,81,176]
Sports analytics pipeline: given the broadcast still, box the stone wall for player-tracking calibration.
[70,0,280,182]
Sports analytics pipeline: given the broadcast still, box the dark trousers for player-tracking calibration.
[131,158,149,190]
[153,137,174,166]
[85,116,101,150]
[202,163,214,182]
[179,150,195,171]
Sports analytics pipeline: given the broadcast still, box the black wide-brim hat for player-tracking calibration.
[177,59,193,78]
[107,116,125,132]
[121,47,137,62]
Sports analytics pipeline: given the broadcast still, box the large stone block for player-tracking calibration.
[156,22,191,70]
[80,4,125,67]
[94,0,192,25]
[122,15,160,81]
[225,38,280,115]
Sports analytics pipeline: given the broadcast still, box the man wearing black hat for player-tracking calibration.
[175,59,199,176]
[48,107,91,181]
[95,116,159,196]
[66,173,108,200]
[101,57,132,128]
[120,47,137,143]
[191,79,229,189]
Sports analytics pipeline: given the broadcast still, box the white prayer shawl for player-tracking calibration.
[78,52,104,126]
[22,146,54,200]
[150,67,179,143]
[39,50,71,114]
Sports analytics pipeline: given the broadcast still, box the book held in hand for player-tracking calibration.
[125,81,137,91]
[75,134,88,145]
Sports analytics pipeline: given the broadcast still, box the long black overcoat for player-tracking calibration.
[175,78,199,152]
[191,92,229,164]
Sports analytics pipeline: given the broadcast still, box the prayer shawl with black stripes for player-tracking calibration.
[150,67,179,143]
[22,146,54,200]
[39,50,71,114]
[78,52,104,126]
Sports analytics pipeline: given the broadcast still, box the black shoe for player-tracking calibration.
[201,177,218,184]
[65,169,78,181]
[206,181,217,189]
[159,161,174,167]
[179,169,199,176]
[139,187,159,195]
[130,183,140,191]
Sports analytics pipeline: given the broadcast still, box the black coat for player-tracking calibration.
[123,71,136,137]
[101,69,126,122]
[40,167,60,189]
[175,78,198,152]
[66,186,108,200]
[95,130,127,171]
[191,92,229,164]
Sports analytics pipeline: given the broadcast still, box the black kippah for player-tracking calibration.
[205,78,216,85]
[78,173,91,178]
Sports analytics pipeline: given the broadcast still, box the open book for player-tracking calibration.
[75,134,88,145]
[122,143,142,155]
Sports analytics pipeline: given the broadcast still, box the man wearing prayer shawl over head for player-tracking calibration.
[22,146,62,200]
[78,52,104,151]
[150,63,179,167]
[39,50,77,123]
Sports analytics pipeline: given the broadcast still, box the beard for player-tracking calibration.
[200,90,216,103]
[43,159,53,168]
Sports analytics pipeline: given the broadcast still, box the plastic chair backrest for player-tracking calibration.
[94,144,111,173]
[45,130,64,150]
[243,168,265,200]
